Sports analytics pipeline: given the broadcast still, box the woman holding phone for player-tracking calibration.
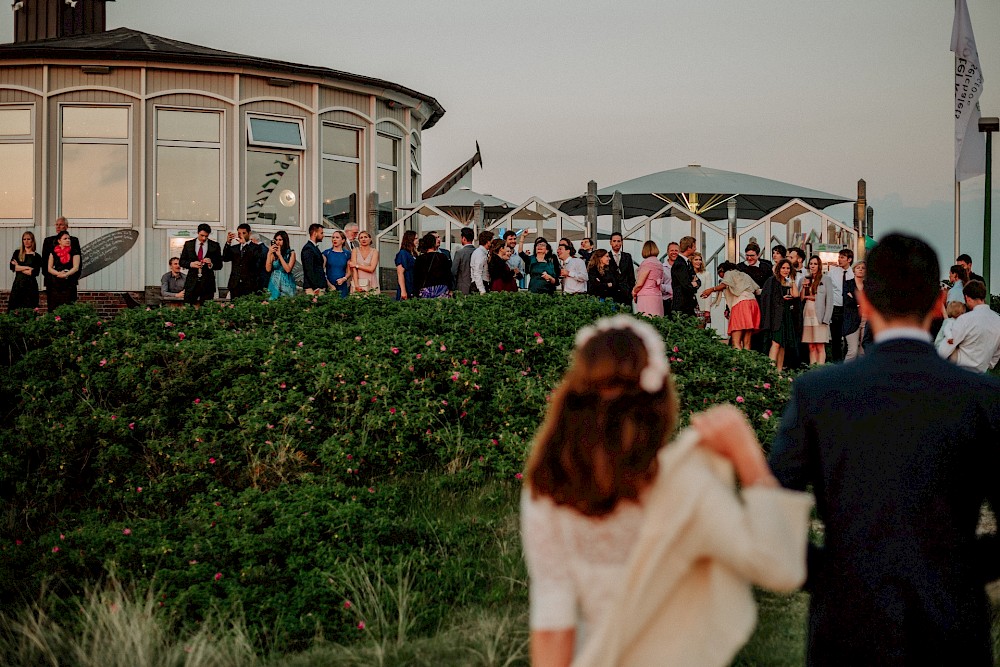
[266,230,297,300]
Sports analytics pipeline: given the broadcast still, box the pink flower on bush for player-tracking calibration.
[441,400,448,405]
[535,337,544,344]
[673,346,679,353]
[128,423,135,430]
[497,343,504,351]
[194,398,201,404]
[763,383,771,389]
[297,341,303,347]
[123,528,131,536]
[416,353,421,359]
[450,373,460,381]
[60,534,65,540]
[208,457,216,464]
[389,407,396,415]
[54,316,61,322]
[357,621,365,630]
[355,336,362,342]
[491,438,498,445]
[99,359,107,367]
[426,340,433,346]
[346,454,353,460]
[164,322,174,327]
[515,349,523,354]
[736,396,745,403]
[110,415,117,420]
[440,344,447,351]
[136,487,142,492]
[279,382,287,389]
[391,347,400,354]
[214,572,222,581]
[515,473,523,480]
[360,381,367,386]
[178,332,186,340]
[343,600,352,609]
[762,412,771,420]
[52,546,59,553]
[368,487,374,493]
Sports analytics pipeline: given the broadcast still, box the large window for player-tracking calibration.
[376,133,398,231]
[321,123,360,229]
[155,109,222,225]
[60,105,130,223]
[0,106,34,223]
[409,138,420,207]
[246,114,304,228]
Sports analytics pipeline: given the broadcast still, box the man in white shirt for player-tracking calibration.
[938,280,1000,373]
[470,230,494,294]
[556,238,588,294]
[661,242,678,317]
[826,248,855,362]
[504,230,525,288]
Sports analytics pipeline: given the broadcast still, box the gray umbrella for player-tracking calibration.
[555,165,851,221]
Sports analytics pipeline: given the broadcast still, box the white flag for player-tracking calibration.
[951,0,986,181]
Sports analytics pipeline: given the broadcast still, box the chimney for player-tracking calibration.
[13,0,114,43]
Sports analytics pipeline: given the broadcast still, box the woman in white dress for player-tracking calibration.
[800,255,832,365]
[521,315,812,667]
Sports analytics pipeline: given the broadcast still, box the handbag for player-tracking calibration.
[419,284,449,299]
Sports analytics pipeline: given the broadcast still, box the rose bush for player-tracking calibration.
[0,293,791,651]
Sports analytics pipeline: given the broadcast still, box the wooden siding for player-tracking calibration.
[376,121,404,138]
[146,70,234,98]
[319,110,367,128]
[0,89,41,104]
[48,66,143,96]
[240,76,313,108]
[377,100,406,126]
[0,67,44,93]
[147,93,229,110]
[318,88,369,115]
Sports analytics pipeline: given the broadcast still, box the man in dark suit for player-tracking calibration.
[41,217,82,289]
[179,223,222,307]
[301,223,326,295]
[770,232,1000,666]
[608,232,635,305]
[222,223,264,300]
[670,235,699,317]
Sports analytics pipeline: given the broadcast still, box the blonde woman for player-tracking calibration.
[691,251,713,328]
[631,241,664,316]
[350,230,379,293]
[8,230,42,311]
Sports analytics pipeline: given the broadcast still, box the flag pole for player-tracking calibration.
[955,179,961,258]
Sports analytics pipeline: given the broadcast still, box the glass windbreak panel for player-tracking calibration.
[322,158,358,227]
[156,146,221,222]
[376,134,397,166]
[248,117,303,148]
[0,143,33,218]
[377,166,397,231]
[63,106,129,139]
[61,143,128,218]
[0,109,31,136]
[322,125,359,158]
[246,150,300,227]
[157,110,221,143]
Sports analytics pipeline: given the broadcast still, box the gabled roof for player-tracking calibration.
[0,27,446,128]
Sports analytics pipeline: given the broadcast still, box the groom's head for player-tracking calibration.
[861,232,941,327]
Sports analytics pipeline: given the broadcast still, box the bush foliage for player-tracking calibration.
[0,294,791,653]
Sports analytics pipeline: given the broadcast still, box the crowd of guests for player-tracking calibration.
[7,216,82,313]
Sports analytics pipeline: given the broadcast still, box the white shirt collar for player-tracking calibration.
[874,326,932,344]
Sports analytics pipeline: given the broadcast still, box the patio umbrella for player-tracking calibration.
[399,187,519,225]
[554,165,852,222]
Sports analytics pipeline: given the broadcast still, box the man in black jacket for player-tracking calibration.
[301,224,326,294]
[222,223,264,300]
[41,217,82,289]
[770,232,1000,666]
[670,235,699,317]
[608,232,635,305]
[179,223,222,307]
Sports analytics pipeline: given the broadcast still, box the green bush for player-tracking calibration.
[0,294,791,652]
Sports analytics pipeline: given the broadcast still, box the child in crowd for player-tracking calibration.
[935,300,968,351]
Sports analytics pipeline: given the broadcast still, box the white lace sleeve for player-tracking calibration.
[520,488,576,630]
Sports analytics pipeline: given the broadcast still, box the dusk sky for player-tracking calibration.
[3,0,999,275]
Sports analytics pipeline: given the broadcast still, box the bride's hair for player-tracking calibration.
[525,324,678,517]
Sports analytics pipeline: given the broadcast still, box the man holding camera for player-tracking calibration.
[223,223,264,300]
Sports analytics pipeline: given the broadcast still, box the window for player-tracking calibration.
[376,133,398,231]
[0,106,34,223]
[321,123,360,229]
[409,138,420,207]
[60,106,130,223]
[246,114,304,228]
[247,115,305,150]
[155,109,223,226]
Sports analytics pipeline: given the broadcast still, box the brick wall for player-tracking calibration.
[0,291,144,318]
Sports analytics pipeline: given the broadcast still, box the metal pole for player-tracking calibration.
[586,180,597,240]
[727,199,738,262]
[955,180,961,259]
[612,191,623,236]
[984,130,992,294]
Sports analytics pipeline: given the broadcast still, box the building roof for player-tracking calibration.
[0,26,445,128]
[421,142,481,199]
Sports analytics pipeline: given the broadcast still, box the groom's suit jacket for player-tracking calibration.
[770,338,1000,666]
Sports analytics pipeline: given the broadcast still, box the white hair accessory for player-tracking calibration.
[573,315,670,393]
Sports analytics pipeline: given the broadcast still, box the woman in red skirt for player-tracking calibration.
[701,261,761,350]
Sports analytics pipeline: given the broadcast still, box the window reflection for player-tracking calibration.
[156,146,221,222]
[63,106,128,139]
[376,134,398,231]
[321,124,360,229]
[157,110,220,143]
[0,144,33,219]
[61,144,128,219]
[246,151,299,227]
[0,109,31,137]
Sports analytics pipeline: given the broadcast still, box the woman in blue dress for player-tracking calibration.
[394,230,417,300]
[323,230,352,298]
[266,230,297,300]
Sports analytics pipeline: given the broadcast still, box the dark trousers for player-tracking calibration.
[229,282,256,300]
[663,299,673,318]
[830,305,845,362]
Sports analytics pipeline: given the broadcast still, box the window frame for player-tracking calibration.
[246,113,306,150]
[320,121,362,230]
[58,104,132,228]
[152,106,225,230]
[376,132,400,231]
[0,104,35,227]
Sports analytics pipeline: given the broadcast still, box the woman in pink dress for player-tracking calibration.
[631,241,664,316]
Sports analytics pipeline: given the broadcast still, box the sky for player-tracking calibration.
[3,0,999,276]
